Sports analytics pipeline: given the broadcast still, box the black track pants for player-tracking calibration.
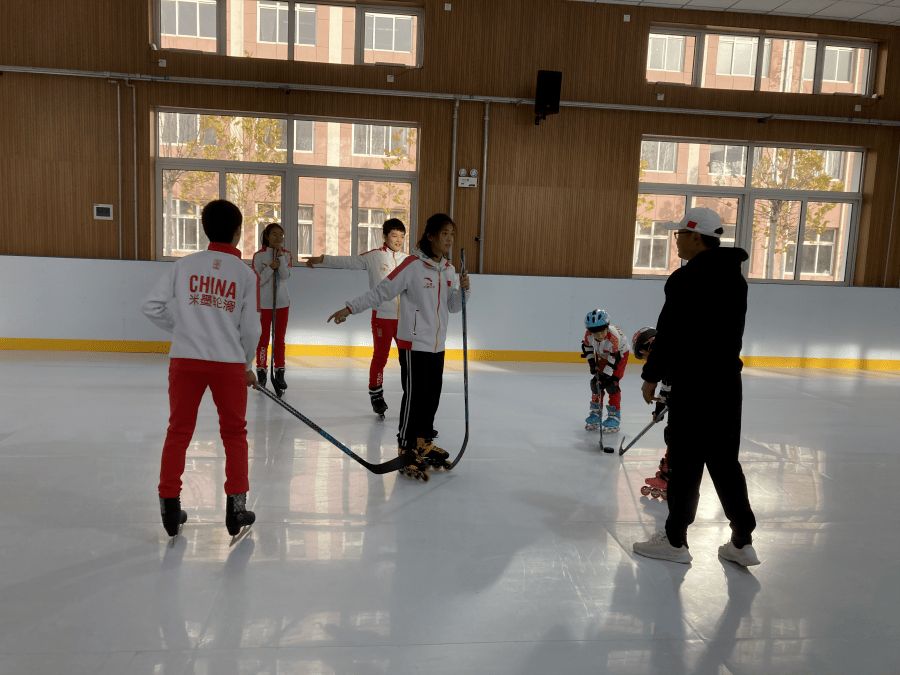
[664,375,756,549]
[397,349,445,450]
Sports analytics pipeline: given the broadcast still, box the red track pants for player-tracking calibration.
[370,313,399,388]
[158,358,250,498]
[257,306,289,369]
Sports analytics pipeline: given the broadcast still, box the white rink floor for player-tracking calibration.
[0,352,898,675]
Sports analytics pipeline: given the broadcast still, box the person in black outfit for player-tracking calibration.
[632,207,760,567]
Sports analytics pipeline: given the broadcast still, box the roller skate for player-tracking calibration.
[415,437,451,471]
[640,474,668,500]
[272,368,287,398]
[397,446,430,482]
[160,496,188,544]
[600,406,620,434]
[369,386,388,420]
[256,367,267,389]
[225,492,256,543]
[585,402,603,431]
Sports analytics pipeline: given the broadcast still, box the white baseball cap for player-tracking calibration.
[664,207,724,238]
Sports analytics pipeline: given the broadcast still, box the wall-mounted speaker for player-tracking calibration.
[534,70,562,125]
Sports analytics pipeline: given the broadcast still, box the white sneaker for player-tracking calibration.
[718,541,761,566]
[633,531,693,564]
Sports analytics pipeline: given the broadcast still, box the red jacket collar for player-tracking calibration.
[207,242,242,259]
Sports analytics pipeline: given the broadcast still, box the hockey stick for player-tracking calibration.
[257,383,419,474]
[448,248,470,470]
[270,247,283,398]
[618,405,667,456]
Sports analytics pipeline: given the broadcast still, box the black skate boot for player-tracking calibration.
[256,367,267,388]
[273,368,287,390]
[369,386,388,419]
[415,437,451,472]
[160,496,187,540]
[225,492,256,539]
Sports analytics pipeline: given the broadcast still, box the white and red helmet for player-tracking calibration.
[631,327,658,359]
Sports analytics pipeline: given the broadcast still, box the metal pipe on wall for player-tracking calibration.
[450,99,459,220]
[479,101,489,274]
[108,79,122,260]
[125,80,138,260]
[6,65,900,129]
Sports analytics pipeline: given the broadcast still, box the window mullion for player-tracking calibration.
[354,6,364,65]
[693,31,706,88]
[792,200,808,281]
[813,40,825,95]
[351,179,360,256]
[217,0,226,55]
[287,1,295,61]
[754,37,764,91]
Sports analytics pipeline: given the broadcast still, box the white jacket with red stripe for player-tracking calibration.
[583,324,629,377]
[345,249,470,353]
[321,246,411,320]
[252,247,292,310]
[142,243,262,369]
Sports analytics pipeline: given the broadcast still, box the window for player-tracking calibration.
[296,5,317,46]
[298,205,314,257]
[259,1,289,44]
[641,141,677,173]
[172,200,207,251]
[160,112,199,145]
[650,25,876,96]
[709,145,747,177]
[161,0,216,38]
[635,137,862,284]
[358,208,386,254]
[157,110,418,261]
[156,2,421,66]
[715,36,758,77]
[353,125,408,157]
[633,221,670,270]
[365,13,413,52]
[295,120,314,152]
[823,47,853,83]
[648,34,684,72]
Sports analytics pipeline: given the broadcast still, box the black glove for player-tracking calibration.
[588,358,597,376]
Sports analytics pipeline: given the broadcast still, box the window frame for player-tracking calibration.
[155,107,419,262]
[153,1,424,67]
[646,26,876,96]
[351,124,409,158]
[635,135,863,285]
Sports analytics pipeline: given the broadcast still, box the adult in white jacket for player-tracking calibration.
[306,218,411,416]
[142,199,260,539]
[328,214,471,482]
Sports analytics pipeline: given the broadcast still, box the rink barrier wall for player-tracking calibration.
[2,257,899,370]
[3,338,900,371]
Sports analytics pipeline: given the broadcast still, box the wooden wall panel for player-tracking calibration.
[1,0,899,285]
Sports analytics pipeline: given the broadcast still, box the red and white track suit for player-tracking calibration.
[252,247,292,369]
[345,249,470,449]
[321,246,412,388]
[142,242,261,498]
[583,324,630,409]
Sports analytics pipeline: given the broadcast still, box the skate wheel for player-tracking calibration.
[640,486,651,496]
[650,488,661,498]
[661,491,668,501]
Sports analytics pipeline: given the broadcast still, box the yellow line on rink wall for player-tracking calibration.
[2,338,899,371]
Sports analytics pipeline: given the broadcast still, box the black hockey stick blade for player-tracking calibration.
[619,405,668,455]
[257,384,418,474]
[600,423,614,453]
[448,248,470,471]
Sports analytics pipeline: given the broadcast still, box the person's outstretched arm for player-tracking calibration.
[328,259,412,323]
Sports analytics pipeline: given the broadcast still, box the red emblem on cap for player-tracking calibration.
[687,221,697,229]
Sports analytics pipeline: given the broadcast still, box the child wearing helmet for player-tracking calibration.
[582,310,629,433]
[632,327,671,499]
